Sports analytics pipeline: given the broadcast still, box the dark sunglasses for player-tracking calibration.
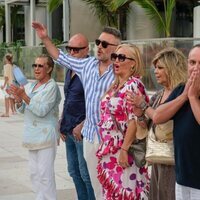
[111,53,135,62]
[32,64,44,68]
[65,46,86,53]
[95,39,117,48]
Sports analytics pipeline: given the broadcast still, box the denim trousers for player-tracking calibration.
[66,134,95,200]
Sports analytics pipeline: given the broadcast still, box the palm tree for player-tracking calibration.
[111,0,176,37]
[47,0,130,28]
[48,0,63,12]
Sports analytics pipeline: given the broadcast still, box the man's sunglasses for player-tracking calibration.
[95,39,117,49]
[111,53,135,62]
[32,64,44,68]
[65,46,86,53]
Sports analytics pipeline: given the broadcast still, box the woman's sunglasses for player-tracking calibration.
[95,39,117,49]
[32,64,44,68]
[65,46,86,53]
[111,53,135,62]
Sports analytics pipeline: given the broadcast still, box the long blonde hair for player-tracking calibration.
[104,44,144,98]
[112,44,144,89]
[152,47,187,89]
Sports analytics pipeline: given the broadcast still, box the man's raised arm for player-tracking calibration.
[32,21,59,60]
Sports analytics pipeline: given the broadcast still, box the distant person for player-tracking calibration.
[153,45,200,200]
[96,44,150,199]
[10,54,61,200]
[129,47,188,200]
[0,53,16,117]
[59,33,95,200]
[32,21,121,199]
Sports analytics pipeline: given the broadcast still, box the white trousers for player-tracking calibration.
[83,135,103,200]
[29,146,57,200]
[176,183,200,200]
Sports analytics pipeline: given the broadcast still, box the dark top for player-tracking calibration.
[60,69,85,135]
[166,84,200,189]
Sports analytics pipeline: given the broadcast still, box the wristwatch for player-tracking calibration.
[137,114,146,122]
[139,101,149,111]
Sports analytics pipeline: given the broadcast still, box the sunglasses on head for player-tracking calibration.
[32,64,44,68]
[95,39,117,49]
[65,46,86,53]
[111,53,135,62]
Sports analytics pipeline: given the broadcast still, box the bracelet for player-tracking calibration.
[121,147,128,152]
[137,114,146,122]
[139,101,149,111]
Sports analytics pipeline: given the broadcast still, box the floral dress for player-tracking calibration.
[96,76,150,200]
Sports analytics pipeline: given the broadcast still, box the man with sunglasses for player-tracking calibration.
[59,34,95,200]
[32,21,121,199]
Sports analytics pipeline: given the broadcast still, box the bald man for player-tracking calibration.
[59,34,95,200]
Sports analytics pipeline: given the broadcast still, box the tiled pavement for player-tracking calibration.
[0,98,76,200]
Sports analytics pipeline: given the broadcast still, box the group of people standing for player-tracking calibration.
[6,20,200,200]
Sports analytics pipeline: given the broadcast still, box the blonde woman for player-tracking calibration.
[1,53,15,117]
[96,44,150,199]
[129,47,187,200]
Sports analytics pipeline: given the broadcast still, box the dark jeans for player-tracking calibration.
[66,134,95,200]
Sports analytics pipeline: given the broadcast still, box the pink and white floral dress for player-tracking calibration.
[96,76,150,200]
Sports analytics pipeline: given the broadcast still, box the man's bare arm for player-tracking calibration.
[32,22,59,60]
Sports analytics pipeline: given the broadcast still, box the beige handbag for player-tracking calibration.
[145,120,175,165]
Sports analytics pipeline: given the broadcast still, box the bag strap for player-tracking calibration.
[151,89,164,109]
[147,90,164,130]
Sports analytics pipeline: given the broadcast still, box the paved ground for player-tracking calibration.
[0,93,76,200]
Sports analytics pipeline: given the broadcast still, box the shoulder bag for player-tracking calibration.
[145,120,174,165]
[109,111,147,168]
[145,90,175,165]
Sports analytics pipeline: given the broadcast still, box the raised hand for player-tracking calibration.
[32,21,48,40]
[32,21,59,60]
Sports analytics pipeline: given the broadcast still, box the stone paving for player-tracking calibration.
[0,95,76,200]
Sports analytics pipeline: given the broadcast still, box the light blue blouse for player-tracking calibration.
[18,79,61,150]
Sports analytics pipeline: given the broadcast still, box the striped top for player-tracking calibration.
[56,50,115,142]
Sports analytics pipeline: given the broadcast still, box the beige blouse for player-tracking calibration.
[3,64,14,86]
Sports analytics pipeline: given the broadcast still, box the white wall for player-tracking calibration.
[193,6,200,37]
[70,0,103,42]
[127,3,159,40]
[24,5,47,46]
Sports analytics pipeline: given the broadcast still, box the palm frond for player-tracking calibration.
[165,0,176,37]
[81,0,118,26]
[134,0,166,35]
[110,0,132,10]
[47,0,63,13]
